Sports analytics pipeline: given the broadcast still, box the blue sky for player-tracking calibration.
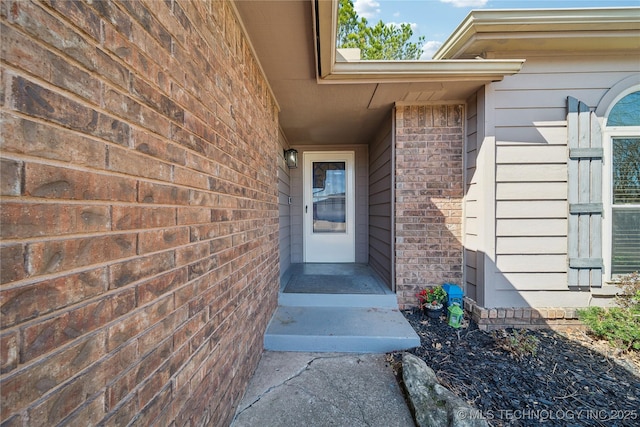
[352,0,640,58]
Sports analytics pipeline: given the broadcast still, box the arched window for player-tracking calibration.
[604,90,640,276]
[607,91,640,127]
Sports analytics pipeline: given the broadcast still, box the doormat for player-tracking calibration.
[283,274,386,294]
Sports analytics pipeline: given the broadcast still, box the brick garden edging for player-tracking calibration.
[463,298,585,331]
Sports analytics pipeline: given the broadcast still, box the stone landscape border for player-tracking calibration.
[402,353,489,427]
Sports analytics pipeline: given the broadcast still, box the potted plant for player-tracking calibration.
[416,286,447,319]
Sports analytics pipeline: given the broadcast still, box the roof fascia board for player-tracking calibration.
[323,59,524,83]
[451,30,640,56]
[316,0,336,79]
[315,0,524,83]
[435,7,640,59]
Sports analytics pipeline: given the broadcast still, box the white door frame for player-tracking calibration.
[303,151,355,263]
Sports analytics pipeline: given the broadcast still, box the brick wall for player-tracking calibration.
[395,105,464,309]
[1,1,280,425]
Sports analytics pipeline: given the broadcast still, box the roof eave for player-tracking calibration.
[434,7,640,59]
[315,0,525,84]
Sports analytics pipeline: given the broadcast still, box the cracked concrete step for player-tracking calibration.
[264,305,420,353]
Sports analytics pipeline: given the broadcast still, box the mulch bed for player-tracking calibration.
[390,309,640,427]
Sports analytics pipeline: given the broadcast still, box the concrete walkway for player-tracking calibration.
[231,351,415,427]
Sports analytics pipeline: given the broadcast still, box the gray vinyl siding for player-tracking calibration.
[356,146,370,264]
[368,117,393,289]
[289,145,369,264]
[479,53,638,307]
[464,93,479,301]
[278,132,292,278]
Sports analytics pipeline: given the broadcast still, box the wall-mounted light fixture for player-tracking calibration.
[284,149,298,169]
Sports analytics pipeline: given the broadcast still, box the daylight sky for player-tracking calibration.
[352,0,640,59]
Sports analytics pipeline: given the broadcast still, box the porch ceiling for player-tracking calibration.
[232,0,515,146]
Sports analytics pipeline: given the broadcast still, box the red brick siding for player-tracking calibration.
[1,1,279,425]
[395,105,464,308]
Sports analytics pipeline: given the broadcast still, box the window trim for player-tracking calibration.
[602,85,640,281]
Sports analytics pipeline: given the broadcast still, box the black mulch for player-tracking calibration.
[390,309,640,427]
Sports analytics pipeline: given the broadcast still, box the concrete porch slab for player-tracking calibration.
[281,263,392,294]
[284,273,388,293]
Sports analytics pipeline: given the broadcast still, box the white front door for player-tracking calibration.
[303,151,355,262]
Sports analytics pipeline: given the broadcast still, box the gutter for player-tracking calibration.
[324,59,525,84]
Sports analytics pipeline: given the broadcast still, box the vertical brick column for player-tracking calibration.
[1,1,279,425]
[395,105,464,308]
